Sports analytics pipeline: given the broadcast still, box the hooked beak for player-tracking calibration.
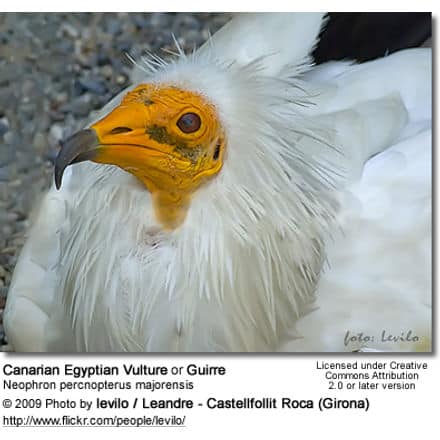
[54,96,163,191]
[54,129,100,190]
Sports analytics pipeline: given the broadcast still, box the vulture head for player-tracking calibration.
[56,82,226,229]
[55,51,337,235]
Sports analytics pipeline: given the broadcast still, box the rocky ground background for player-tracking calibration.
[0,13,231,346]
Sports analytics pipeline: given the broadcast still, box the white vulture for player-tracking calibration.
[3,13,431,352]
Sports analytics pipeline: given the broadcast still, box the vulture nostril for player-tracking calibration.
[213,143,221,160]
[110,127,133,135]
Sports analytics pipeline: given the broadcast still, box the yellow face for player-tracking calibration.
[58,85,226,229]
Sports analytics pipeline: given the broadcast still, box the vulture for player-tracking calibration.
[3,13,431,352]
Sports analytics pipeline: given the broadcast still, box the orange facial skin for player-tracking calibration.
[89,85,226,229]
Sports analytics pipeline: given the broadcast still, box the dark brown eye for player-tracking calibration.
[177,112,201,134]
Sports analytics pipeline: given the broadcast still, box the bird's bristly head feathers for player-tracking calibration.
[55,45,338,235]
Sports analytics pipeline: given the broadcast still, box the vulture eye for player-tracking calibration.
[177,112,201,134]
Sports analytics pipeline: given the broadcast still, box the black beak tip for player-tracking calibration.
[52,128,99,191]
[54,141,64,190]
[54,165,63,190]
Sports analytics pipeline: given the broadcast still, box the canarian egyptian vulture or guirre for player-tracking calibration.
[3,13,431,352]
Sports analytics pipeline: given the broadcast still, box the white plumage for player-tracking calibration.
[3,13,431,352]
